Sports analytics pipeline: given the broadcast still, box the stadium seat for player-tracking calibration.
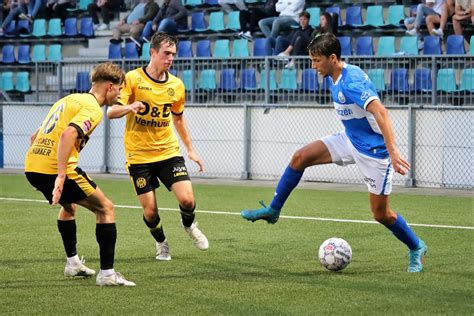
[64,17,78,37]
[168,69,177,76]
[32,19,47,37]
[32,44,47,62]
[68,0,93,11]
[17,19,31,36]
[343,6,362,28]
[400,36,418,55]
[389,68,409,93]
[198,69,217,91]
[47,18,62,37]
[227,11,240,31]
[75,72,91,92]
[364,5,384,28]
[460,68,474,92]
[423,36,442,55]
[260,69,277,91]
[279,69,298,91]
[338,36,352,56]
[325,6,342,26]
[79,16,94,37]
[213,39,230,58]
[204,0,217,6]
[209,11,225,32]
[355,36,373,55]
[368,69,385,92]
[1,45,15,64]
[253,38,267,56]
[377,36,395,56]
[15,72,30,92]
[182,69,194,91]
[177,40,193,58]
[446,35,465,55]
[47,44,62,62]
[233,39,249,57]
[4,20,16,37]
[385,5,405,27]
[196,39,211,57]
[125,42,139,59]
[470,36,474,54]
[300,68,319,92]
[306,7,321,27]
[412,68,432,92]
[321,76,332,92]
[186,0,202,7]
[191,11,207,32]
[108,43,122,59]
[0,72,14,91]
[141,42,151,60]
[436,69,457,92]
[219,68,237,91]
[17,45,31,64]
[240,68,258,90]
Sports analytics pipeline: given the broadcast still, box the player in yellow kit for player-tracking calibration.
[108,32,208,261]
[24,62,135,286]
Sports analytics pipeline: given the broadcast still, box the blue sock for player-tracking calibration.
[387,214,420,250]
[270,166,303,211]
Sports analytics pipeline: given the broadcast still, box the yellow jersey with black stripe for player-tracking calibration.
[24,93,103,174]
[117,66,185,164]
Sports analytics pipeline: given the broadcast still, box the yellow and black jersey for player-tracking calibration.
[117,66,185,164]
[25,93,103,174]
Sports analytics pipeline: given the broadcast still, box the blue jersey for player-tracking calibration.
[329,63,388,159]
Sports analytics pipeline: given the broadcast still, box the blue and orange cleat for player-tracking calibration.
[241,201,281,224]
[407,239,428,272]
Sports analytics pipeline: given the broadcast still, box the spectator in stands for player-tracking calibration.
[451,0,473,35]
[218,0,246,14]
[0,0,8,26]
[149,0,187,34]
[270,11,313,68]
[406,0,446,36]
[88,0,121,31]
[237,0,277,41]
[258,0,304,39]
[310,12,336,39]
[18,0,42,22]
[430,0,454,36]
[112,0,158,44]
[45,0,77,22]
[0,0,27,35]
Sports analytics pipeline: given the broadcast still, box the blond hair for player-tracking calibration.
[90,62,125,85]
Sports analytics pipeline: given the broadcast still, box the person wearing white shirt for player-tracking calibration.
[406,0,446,36]
[258,0,304,38]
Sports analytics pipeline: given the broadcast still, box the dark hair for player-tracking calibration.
[320,12,332,30]
[307,33,341,59]
[150,32,178,52]
[299,11,310,19]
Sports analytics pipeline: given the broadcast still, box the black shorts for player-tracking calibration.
[25,167,97,204]
[127,156,191,195]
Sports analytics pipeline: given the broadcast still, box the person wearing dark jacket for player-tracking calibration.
[112,0,158,43]
[141,0,186,38]
[237,0,277,40]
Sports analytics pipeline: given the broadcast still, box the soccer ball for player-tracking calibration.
[318,237,352,271]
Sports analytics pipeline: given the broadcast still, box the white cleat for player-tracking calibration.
[96,271,136,286]
[156,240,171,261]
[64,256,95,277]
[183,222,209,250]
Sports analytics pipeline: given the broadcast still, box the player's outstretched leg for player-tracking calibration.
[408,239,428,272]
[241,201,281,224]
[64,255,96,277]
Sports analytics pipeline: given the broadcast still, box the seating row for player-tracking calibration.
[0,17,94,38]
[1,44,62,64]
[0,72,30,93]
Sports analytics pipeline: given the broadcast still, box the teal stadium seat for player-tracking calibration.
[32,44,47,62]
[306,7,321,27]
[198,69,217,91]
[279,69,298,91]
[365,5,384,27]
[32,19,47,37]
[141,42,151,60]
[384,5,405,27]
[15,72,30,92]
[213,39,230,58]
[400,36,418,55]
[182,70,193,91]
[470,36,474,54]
[460,68,474,92]
[209,11,225,32]
[437,69,457,93]
[377,36,395,56]
[1,72,14,91]
[48,44,62,62]
[47,18,62,37]
[227,11,240,31]
[260,69,277,91]
[368,69,386,92]
[233,39,249,57]
[186,0,202,7]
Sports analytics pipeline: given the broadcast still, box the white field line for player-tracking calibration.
[1,197,473,231]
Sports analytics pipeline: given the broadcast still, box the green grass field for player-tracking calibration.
[0,173,473,315]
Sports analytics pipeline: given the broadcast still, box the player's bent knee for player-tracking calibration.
[179,198,195,211]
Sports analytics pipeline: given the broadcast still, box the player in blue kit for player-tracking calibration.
[241,33,427,272]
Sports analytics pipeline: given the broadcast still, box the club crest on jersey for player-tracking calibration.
[82,120,92,132]
[136,177,147,188]
[361,91,370,101]
[338,91,346,103]
[167,88,175,96]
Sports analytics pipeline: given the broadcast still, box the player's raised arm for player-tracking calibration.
[107,101,145,119]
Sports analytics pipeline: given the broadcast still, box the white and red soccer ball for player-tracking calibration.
[318,237,352,271]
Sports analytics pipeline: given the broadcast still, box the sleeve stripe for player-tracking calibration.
[363,96,379,109]
[69,123,85,138]
[172,111,183,116]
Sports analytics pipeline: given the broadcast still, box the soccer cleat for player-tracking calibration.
[64,256,96,277]
[156,240,171,261]
[241,201,281,224]
[96,271,136,286]
[183,222,209,250]
[407,239,428,272]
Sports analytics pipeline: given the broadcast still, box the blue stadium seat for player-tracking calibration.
[367,69,385,92]
[196,39,211,57]
[364,5,384,28]
[48,44,62,62]
[32,44,47,62]
[17,45,31,64]
[177,40,193,58]
[446,35,465,55]
[306,7,321,27]
[400,36,418,55]
[108,43,122,59]
[460,68,474,92]
[64,17,78,37]
[213,39,230,58]
[191,11,207,32]
[32,19,47,37]
[17,19,31,36]
[204,0,217,5]
[141,42,151,60]
[209,11,225,32]
[182,69,193,91]
[377,36,395,56]
[325,6,342,26]
[233,39,249,57]
[253,38,267,56]
[437,69,457,92]
[412,68,432,92]
[75,72,91,92]
[300,68,319,92]
[47,18,62,37]
[389,68,409,93]
[1,72,14,91]
[79,16,94,37]
[198,69,217,91]
[321,76,332,92]
[125,42,139,59]
[2,45,15,64]
[240,68,257,90]
[344,6,362,28]
[219,68,237,91]
[227,11,240,31]
[279,69,298,91]
[260,69,277,91]
[423,36,442,55]
[355,36,373,55]
[338,36,352,56]
[15,72,30,92]
[4,20,16,37]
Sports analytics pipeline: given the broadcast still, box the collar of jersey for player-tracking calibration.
[142,66,169,84]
